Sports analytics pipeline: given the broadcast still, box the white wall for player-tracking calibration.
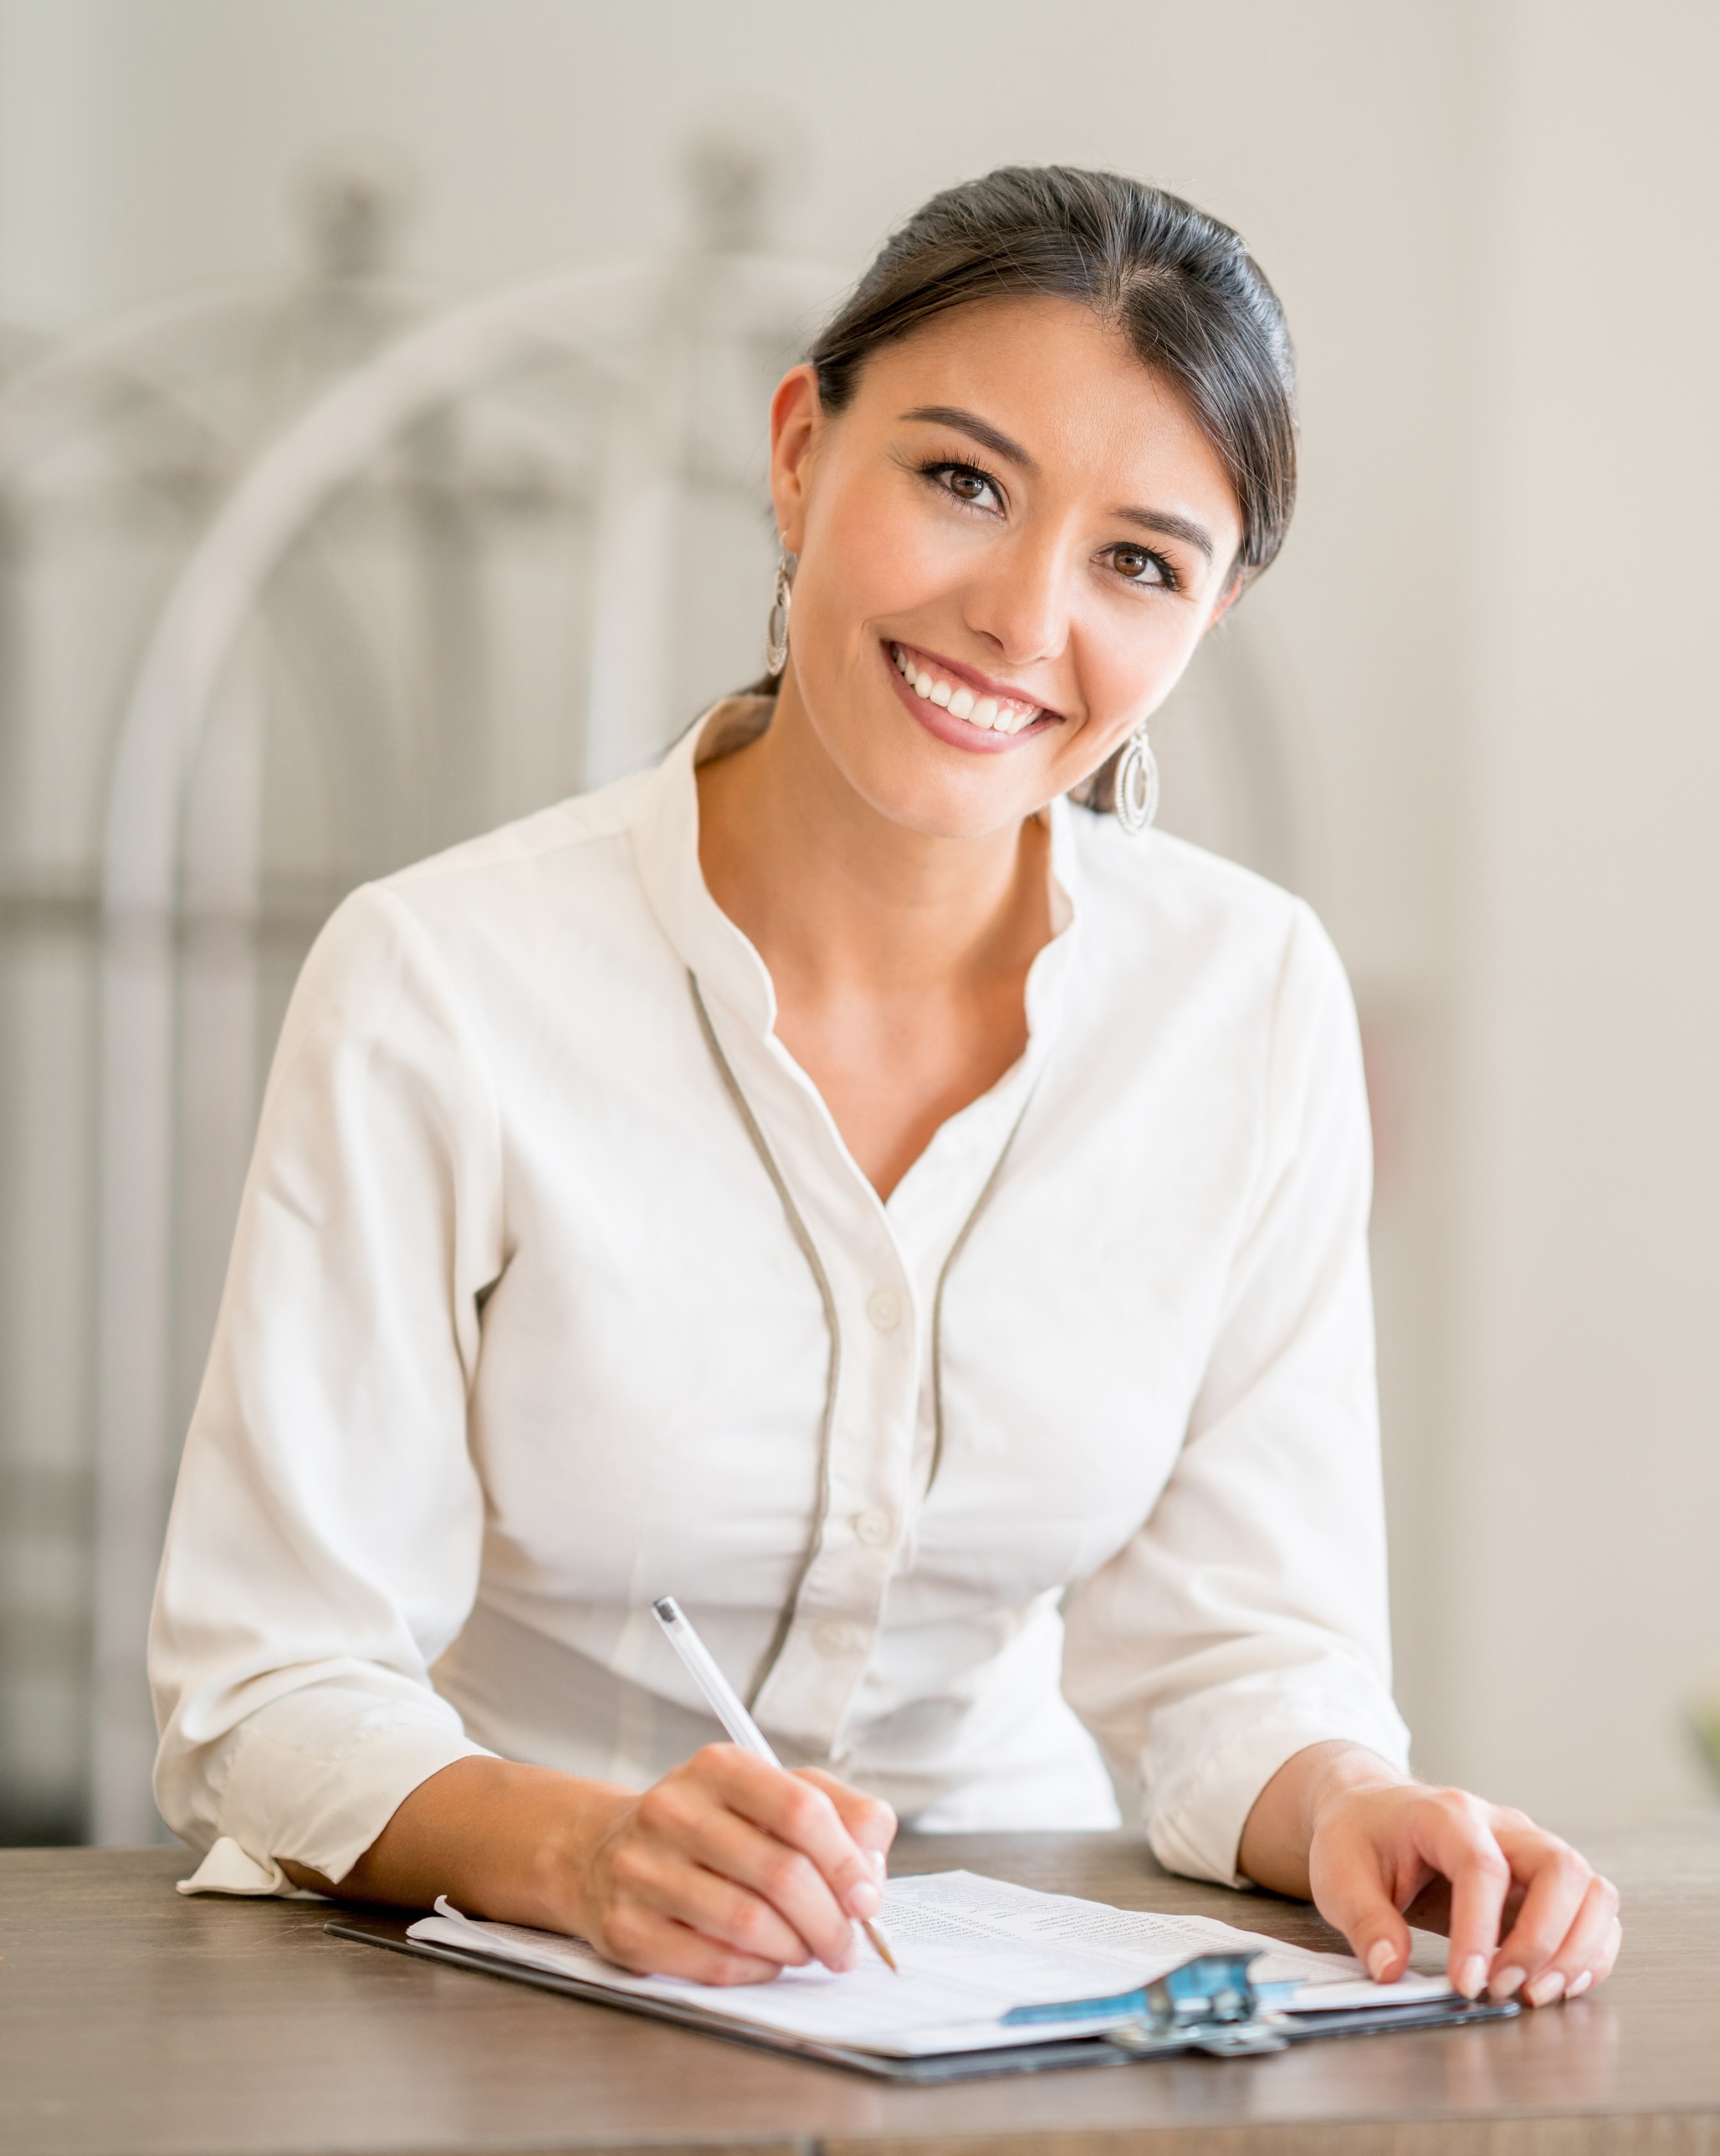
[1438,0,1720,1818]
[0,0,1713,1826]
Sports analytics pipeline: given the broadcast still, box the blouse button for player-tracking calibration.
[853,1509,893,1548]
[865,1289,901,1331]
[814,1619,856,1657]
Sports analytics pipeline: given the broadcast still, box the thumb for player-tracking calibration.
[1315,1843,1414,1985]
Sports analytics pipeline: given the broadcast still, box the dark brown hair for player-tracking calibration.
[754,165,1298,808]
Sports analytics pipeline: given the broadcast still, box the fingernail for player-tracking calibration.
[1526,1969,1566,2007]
[1367,1942,1395,1984]
[844,1880,881,1918]
[871,1851,888,1882]
[1456,1954,1489,2000]
[1489,1964,1526,2002]
[1566,1969,1593,1999]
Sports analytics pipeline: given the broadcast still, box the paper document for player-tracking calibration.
[407,1868,1451,2060]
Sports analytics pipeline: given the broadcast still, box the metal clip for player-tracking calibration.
[1001,1949,1290,2058]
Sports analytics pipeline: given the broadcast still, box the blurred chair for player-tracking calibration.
[86,181,846,1843]
[0,160,425,1844]
[2,138,1301,1847]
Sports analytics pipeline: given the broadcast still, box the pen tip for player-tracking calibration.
[863,1919,899,1973]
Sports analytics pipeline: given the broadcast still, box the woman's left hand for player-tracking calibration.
[1240,1743,1621,2005]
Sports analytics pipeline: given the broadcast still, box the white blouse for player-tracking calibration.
[152,696,1409,1897]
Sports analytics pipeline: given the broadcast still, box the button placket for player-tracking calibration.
[705,1011,923,1752]
[758,1229,919,1750]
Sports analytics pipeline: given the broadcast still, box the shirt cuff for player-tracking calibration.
[1145,1695,1411,1887]
[177,1836,296,1897]
[212,1710,494,1887]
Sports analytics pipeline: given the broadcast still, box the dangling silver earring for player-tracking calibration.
[1113,724,1160,835]
[764,548,796,677]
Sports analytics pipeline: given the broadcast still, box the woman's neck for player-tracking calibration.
[694,683,1055,1197]
[695,684,1051,1013]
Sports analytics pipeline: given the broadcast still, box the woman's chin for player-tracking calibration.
[843,757,1052,842]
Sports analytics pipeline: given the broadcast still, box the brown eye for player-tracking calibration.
[950,470,985,500]
[1112,545,1164,583]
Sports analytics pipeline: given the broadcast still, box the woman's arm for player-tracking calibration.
[281,1749,896,1983]
[152,887,505,1879]
[1239,1741,1621,2004]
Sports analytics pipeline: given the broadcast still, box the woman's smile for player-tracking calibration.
[883,638,1062,753]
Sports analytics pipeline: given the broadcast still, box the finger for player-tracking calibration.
[699,1749,885,1923]
[1513,1874,1621,2006]
[796,1769,897,1867]
[596,1896,783,1986]
[1308,1835,1415,1984]
[686,1800,865,1971]
[1416,1796,1513,1999]
[1486,1827,1600,2001]
[658,1838,842,1970]
[633,1761,855,1969]
[1564,1913,1623,2000]
[609,1801,822,1967]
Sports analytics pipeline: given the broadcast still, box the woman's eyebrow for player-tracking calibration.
[1115,507,1215,561]
[899,405,1036,470]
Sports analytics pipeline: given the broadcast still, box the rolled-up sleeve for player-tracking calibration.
[151,883,505,1885]
[1062,901,1409,1886]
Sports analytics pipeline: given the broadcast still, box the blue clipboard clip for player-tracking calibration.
[1001,1949,1293,2057]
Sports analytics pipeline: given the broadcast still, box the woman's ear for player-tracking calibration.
[767,364,822,555]
[1206,562,1246,630]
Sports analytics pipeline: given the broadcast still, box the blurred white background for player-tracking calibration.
[0,0,1716,1846]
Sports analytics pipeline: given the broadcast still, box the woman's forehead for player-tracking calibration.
[836,296,1241,523]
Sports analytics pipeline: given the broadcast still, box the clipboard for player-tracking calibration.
[325,1912,1519,2085]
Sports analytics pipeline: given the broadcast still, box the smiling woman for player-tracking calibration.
[151,168,1619,2014]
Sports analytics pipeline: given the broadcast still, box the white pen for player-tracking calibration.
[652,1595,898,1973]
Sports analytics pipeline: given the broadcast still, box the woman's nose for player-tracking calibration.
[962,529,1073,668]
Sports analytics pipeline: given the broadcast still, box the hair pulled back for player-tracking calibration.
[755,168,1297,807]
[811,165,1297,584]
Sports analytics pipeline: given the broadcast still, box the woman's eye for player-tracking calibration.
[923,460,1001,511]
[1110,544,1167,585]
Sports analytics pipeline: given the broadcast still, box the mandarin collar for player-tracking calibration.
[627,697,1085,1045]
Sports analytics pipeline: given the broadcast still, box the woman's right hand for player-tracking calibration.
[288,1748,897,1985]
[581,1748,897,1983]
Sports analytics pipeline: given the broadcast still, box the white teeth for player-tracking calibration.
[893,647,1042,734]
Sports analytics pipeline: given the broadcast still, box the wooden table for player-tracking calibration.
[3,1815,1717,2154]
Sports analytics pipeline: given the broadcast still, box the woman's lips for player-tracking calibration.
[884,640,1061,753]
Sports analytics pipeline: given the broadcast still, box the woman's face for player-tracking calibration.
[770,294,1246,839]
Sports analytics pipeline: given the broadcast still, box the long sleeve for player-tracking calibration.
[151,883,506,1882]
[150,709,1415,1872]
[1061,900,1410,1886]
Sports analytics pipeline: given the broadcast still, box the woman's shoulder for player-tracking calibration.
[386,768,653,903]
[1068,810,1327,962]
[295,767,666,1013]
[1063,810,1355,1061]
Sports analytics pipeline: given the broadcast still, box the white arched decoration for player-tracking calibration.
[0,262,432,1847]
[90,253,844,1840]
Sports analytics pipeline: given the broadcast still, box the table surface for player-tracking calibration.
[4,1815,1719,2156]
